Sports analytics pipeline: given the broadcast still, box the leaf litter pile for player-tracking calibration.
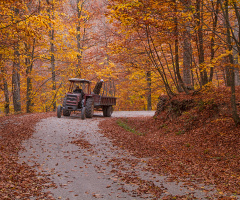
[99,86,240,199]
[0,112,56,199]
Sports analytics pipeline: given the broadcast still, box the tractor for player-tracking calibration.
[57,78,116,119]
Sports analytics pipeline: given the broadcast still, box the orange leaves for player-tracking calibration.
[100,87,240,195]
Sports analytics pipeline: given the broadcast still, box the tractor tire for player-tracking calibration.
[106,106,113,117]
[62,97,70,116]
[103,106,107,117]
[86,98,94,118]
[63,109,71,116]
[81,107,86,120]
[103,106,113,117]
[57,105,62,118]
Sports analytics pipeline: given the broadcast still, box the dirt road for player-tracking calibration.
[19,111,218,199]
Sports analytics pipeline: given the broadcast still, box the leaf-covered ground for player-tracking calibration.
[99,86,240,199]
[0,112,56,199]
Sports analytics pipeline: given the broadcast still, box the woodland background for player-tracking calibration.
[0,0,240,124]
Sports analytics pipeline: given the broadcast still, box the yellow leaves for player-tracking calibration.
[211,50,233,64]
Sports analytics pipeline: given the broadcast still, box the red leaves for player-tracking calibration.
[99,87,240,197]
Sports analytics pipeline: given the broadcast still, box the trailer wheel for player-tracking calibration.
[86,98,94,118]
[57,105,62,118]
[103,106,107,117]
[63,109,71,116]
[81,107,86,120]
[106,106,113,117]
[103,106,113,117]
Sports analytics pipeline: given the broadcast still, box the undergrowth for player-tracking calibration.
[116,119,145,136]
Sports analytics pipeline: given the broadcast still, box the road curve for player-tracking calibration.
[19,111,218,199]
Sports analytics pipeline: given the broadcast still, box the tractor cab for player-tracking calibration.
[68,78,91,94]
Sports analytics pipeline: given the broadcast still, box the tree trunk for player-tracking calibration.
[12,7,21,113]
[12,42,22,112]
[225,0,240,125]
[196,0,208,85]
[180,0,192,87]
[76,0,84,78]
[146,71,152,111]
[174,0,188,94]
[47,1,56,111]
[209,0,220,82]
[3,76,10,115]
[0,54,10,114]
[233,19,240,86]
[50,28,56,111]
[26,39,35,113]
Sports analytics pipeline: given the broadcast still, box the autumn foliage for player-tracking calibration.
[0,0,239,123]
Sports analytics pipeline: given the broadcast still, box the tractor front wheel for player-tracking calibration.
[63,109,71,116]
[86,98,94,118]
[81,107,86,120]
[57,105,62,118]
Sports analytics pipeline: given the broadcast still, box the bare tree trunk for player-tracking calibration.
[224,0,240,125]
[12,7,21,113]
[76,0,85,78]
[3,76,10,114]
[180,0,192,87]
[50,28,56,111]
[174,0,188,94]
[26,39,35,113]
[47,0,56,111]
[168,43,181,92]
[0,54,10,114]
[209,0,220,82]
[12,43,22,112]
[233,19,240,86]
[146,71,152,111]
[196,0,208,85]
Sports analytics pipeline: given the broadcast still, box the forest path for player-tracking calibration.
[19,111,216,199]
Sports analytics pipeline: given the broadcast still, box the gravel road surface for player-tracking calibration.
[19,111,218,199]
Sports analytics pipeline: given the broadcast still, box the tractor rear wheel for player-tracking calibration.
[86,98,94,118]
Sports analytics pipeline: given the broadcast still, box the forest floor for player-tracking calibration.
[0,86,239,199]
[100,86,240,199]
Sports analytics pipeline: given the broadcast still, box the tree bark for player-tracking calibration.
[209,0,220,82]
[76,0,84,78]
[174,0,188,94]
[233,19,240,86]
[12,6,21,113]
[146,71,152,111]
[12,42,22,112]
[180,0,192,87]
[225,0,240,125]
[47,1,56,111]
[0,54,10,114]
[26,39,35,113]
[196,0,208,85]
